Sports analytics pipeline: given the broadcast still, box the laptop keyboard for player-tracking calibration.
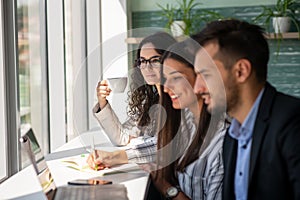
[54,185,128,200]
[55,186,97,199]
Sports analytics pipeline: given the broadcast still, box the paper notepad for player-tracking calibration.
[61,154,141,176]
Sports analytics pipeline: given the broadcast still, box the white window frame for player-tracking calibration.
[47,0,66,151]
[86,0,102,130]
[0,0,8,182]
[48,0,94,150]
[100,0,128,123]
[3,0,20,177]
[64,0,88,140]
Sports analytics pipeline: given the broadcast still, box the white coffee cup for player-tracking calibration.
[107,77,128,93]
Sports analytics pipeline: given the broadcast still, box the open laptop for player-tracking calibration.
[19,126,128,200]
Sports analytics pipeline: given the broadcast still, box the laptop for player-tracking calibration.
[19,126,128,200]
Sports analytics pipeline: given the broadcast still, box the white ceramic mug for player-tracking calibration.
[107,77,128,93]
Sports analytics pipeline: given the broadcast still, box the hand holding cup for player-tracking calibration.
[96,80,112,109]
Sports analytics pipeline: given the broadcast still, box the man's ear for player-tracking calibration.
[233,59,252,83]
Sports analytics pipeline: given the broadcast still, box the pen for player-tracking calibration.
[91,136,99,171]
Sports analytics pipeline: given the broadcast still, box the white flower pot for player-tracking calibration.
[272,17,291,33]
[170,20,186,37]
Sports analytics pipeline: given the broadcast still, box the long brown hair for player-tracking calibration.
[156,40,213,185]
[127,32,176,127]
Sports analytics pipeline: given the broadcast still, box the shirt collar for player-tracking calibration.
[229,88,265,143]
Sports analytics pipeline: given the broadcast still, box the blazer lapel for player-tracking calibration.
[223,130,237,199]
[248,83,276,184]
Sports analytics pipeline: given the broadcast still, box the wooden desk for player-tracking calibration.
[0,128,150,200]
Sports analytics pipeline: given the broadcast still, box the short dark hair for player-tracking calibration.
[192,19,269,83]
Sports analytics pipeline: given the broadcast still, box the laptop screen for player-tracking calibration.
[20,126,56,195]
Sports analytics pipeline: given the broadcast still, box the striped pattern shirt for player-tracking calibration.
[125,108,195,164]
[125,136,157,163]
[177,123,226,200]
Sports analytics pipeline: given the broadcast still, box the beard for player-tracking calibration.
[225,78,239,116]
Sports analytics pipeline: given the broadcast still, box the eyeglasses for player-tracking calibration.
[136,56,161,69]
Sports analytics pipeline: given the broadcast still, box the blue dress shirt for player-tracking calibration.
[228,89,264,200]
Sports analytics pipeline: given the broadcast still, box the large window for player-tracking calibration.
[1,0,127,182]
[17,0,49,168]
[17,0,48,158]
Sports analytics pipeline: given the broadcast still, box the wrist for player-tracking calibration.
[112,150,128,165]
[99,99,108,110]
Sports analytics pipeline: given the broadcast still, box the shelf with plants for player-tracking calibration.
[125,32,299,44]
[125,35,188,44]
[265,32,300,39]
[253,0,300,54]
[126,0,300,44]
[254,0,300,37]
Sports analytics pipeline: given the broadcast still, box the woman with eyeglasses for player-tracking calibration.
[88,32,176,169]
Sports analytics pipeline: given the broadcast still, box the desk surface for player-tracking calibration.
[0,129,149,200]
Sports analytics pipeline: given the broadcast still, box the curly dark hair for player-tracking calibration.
[127,32,176,127]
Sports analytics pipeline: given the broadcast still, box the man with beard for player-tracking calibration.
[192,19,300,200]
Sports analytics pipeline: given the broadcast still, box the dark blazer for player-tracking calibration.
[223,82,300,200]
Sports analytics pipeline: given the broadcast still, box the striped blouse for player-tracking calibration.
[177,111,226,200]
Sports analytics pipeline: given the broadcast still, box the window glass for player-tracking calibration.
[0,1,7,180]
[0,74,6,181]
[0,70,6,181]
[17,0,48,168]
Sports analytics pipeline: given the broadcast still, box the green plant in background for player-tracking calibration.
[157,3,177,31]
[157,0,201,36]
[254,0,300,34]
[178,0,201,35]
[253,0,300,55]
[158,0,224,36]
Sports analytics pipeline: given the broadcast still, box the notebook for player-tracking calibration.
[60,154,141,176]
[19,126,129,200]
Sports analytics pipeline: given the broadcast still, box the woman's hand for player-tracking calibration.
[86,150,107,170]
[96,80,112,109]
[86,150,128,170]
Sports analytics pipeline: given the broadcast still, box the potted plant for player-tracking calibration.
[254,0,300,34]
[158,0,223,37]
[254,0,300,55]
[157,0,200,37]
